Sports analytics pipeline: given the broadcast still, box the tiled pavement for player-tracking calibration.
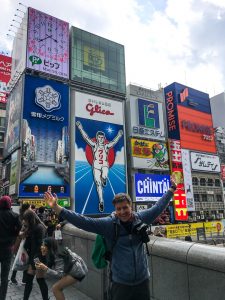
[6,269,93,300]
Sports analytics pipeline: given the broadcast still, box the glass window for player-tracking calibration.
[201,194,207,201]
[0,132,4,142]
[192,177,198,186]
[194,194,200,202]
[216,195,222,202]
[215,179,221,187]
[200,178,206,186]
[0,117,5,127]
[207,195,214,202]
[207,178,214,186]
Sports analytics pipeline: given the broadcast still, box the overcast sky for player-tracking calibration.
[1,0,225,97]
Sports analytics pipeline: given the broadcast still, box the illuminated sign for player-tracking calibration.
[84,46,105,71]
[164,89,180,140]
[190,152,220,173]
[22,198,70,208]
[178,106,216,153]
[135,173,170,201]
[168,139,188,221]
[0,54,12,103]
[138,99,159,128]
[131,138,169,170]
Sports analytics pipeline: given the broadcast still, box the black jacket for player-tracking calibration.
[0,208,21,251]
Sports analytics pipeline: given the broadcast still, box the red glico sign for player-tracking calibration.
[168,139,188,221]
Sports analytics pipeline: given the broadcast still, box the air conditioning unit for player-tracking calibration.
[193,217,197,221]
[201,215,205,219]
[197,216,201,220]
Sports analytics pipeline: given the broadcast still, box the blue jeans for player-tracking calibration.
[0,249,12,300]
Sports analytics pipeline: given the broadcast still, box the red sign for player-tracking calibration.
[168,139,188,221]
[221,165,225,180]
[0,54,12,103]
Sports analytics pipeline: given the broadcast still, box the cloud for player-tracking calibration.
[114,146,125,164]
[75,143,86,162]
[1,0,225,96]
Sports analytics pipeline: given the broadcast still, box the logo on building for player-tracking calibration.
[180,87,188,103]
[138,99,159,128]
[35,85,61,112]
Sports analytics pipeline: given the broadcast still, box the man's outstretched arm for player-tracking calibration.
[76,121,95,147]
[107,130,123,149]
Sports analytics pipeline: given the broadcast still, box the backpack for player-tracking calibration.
[91,221,119,269]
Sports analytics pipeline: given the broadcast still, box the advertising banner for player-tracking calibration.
[135,173,170,201]
[74,91,126,215]
[129,96,165,141]
[4,77,23,156]
[221,165,225,180]
[19,75,69,198]
[178,106,216,153]
[131,138,169,170]
[22,198,70,208]
[190,152,220,173]
[168,139,188,221]
[9,150,19,195]
[166,221,223,239]
[181,149,195,211]
[0,54,12,103]
[27,8,69,79]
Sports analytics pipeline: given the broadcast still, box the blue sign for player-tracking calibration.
[19,74,69,198]
[75,117,126,215]
[138,98,160,129]
[135,173,170,201]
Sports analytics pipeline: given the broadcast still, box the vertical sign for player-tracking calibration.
[4,77,23,156]
[0,54,12,103]
[168,139,188,221]
[221,165,225,180]
[27,7,69,78]
[9,150,19,195]
[74,91,126,215]
[19,75,69,198]
[181,149,195,211]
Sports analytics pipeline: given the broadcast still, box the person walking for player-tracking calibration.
[0,195,21,300]
[44,178,177,300]
[21,210,48,300]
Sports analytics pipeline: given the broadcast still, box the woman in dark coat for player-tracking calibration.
[22,210,48,300]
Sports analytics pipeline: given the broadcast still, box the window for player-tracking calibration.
[0,117,5,127]
[192,177,198,186]
[201,194,207,202]
[0,132,4,142]
[216,195,222,202]
[207,178,214,186]
[215,179,221,187]
[200,178,206,186]
[194,194,200,202]
[207,195,214,202]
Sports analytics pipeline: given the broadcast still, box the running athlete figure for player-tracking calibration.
[76,121,123,212]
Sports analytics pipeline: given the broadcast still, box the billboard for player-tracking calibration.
[190,152,220,173]
[131,138,169,170]
[135,173,170,201]
[178,106,216,153]
[128,96,165,140]
[19,75,69,198]
[168,139,188,221]
[4,77,23,156]
[0,54,12,103]
[71,27,126,94]
[221,165,225,180]
[74,91,126,215]
[9,150,19,195]
[27,7,69,79]
[181,149,195,211]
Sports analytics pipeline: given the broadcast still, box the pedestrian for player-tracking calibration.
[0,195,21,300]
[22,210,48,300]
[44,178,177,300]
[11,203,31,285]
[35,237,88,300]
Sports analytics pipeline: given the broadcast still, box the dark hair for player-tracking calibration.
[112,193,132,206]
[19,203,30,217]
[184,235,192,242]
[96,131,105,137]
[38,206,45,214]
[22,210,40,232]
[31,204,36,209]
[42,237,58,268]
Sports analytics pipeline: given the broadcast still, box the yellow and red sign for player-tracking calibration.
[168,139,188,221]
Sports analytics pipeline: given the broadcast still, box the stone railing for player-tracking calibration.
[62,223,225,300]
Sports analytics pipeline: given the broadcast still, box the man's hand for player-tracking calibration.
[44,192,63,215]
[118,130,123,137]
[56,223,61,230]
[169,174,177,192]
[76,121,82,129]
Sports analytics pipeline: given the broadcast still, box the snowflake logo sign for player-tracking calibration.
[35,85,61,112]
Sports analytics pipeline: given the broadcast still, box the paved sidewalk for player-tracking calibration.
[6,269,93,300]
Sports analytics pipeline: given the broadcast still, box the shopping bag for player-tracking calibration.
[11,239,29,271]
[54,229,63,240]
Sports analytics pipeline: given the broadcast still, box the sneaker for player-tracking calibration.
[10,278,18,285]
[99,202,104,212]
[21,281,26,285]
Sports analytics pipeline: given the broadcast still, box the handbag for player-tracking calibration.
[54,229,63,240]
[11,239,29,271]
[61,247,88,279]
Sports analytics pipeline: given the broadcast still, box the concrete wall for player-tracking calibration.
[62,224,225,300]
